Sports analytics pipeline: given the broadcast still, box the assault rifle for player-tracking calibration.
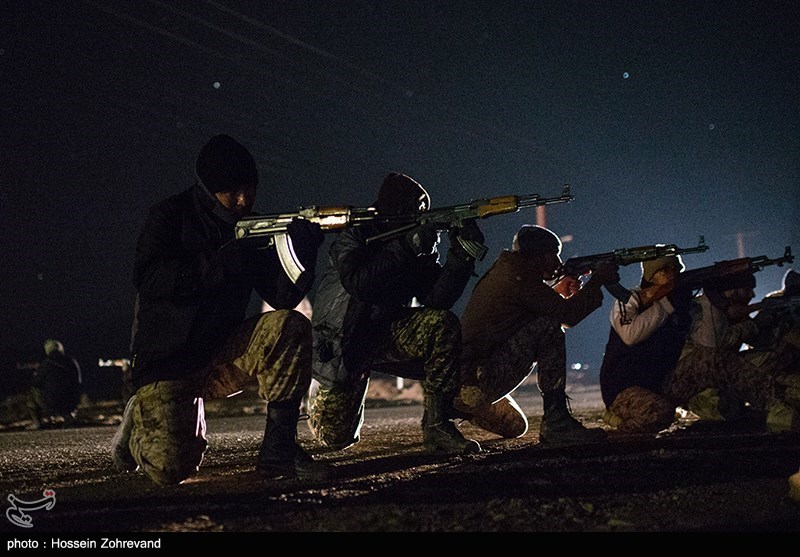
[750,294,800,318]
[235,184,575,284]
[639,246,795,307]
[365,184,576,260]
[559,237,710,303]
[236,206,381,284]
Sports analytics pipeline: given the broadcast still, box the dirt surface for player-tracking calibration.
[1,378,799,539]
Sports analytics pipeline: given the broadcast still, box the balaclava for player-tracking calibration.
[374,172,430,216]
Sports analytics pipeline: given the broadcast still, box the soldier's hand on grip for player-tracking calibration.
[449,220,485,260]
[287,217,324,266]
[589,261,620,286]
[405,222,439,256]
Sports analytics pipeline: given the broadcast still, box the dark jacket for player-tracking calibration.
[460,250,604,367]
[130,184,308,389]
[33,353,82,414]
[312,224,475,386]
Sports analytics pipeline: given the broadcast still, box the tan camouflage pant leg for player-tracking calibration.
[373,309,462,399]
[460,317,566,409]
[664,345,775,410]
[606,386,675,434]
[203,310,313,403]
[308,308,461,449]
[764,326,800,375]
[307,375,369,450]
[129,310,312,484]
[129,380,207,485]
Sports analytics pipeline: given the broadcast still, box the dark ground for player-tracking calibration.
[1,379,799,541]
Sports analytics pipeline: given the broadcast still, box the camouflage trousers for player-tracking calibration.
[607,342,783,434]
[308,308,461,450]
[129,309,312,485]
[458,317,567,412]
[744,325,800,377]
[664,343,777,411]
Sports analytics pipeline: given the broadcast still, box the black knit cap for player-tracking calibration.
[195,134,258,194]
[374,172,430,215]
[512,225,561,256]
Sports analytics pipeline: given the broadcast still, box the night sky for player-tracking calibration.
[1,1,797,381]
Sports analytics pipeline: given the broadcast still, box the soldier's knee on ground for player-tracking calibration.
[307,381,366,451]
[129,381,208,485]
[606,386,675,434]
[136,452,204,485]
[458,393,528,438]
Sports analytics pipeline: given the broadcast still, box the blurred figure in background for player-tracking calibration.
[27,339,82,429]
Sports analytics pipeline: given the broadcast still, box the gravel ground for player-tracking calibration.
[1,379,799,539]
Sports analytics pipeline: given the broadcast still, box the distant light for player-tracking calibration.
[708,123,715,130]
[622,72,629,79]
[37,273,44,281]
[571,362,582,370]
[561,234,574,243]
[213,81,221,89]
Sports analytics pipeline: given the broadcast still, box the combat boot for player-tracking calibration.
[110,395,138,472]
[539,390,607,445]
[454,391,528,438]
[423,395,481,454]
[257,400,333,481]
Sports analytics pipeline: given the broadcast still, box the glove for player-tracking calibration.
[404,222,439,256]
[448,220,485,260]
[286,218,324,267]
